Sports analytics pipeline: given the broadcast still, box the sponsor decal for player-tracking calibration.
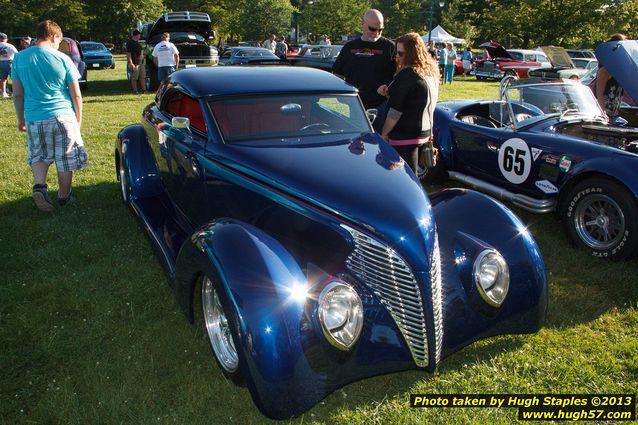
[535,180,559,194]
[543,154,559,165]
[559,155,572,172]
[498,138,532,184]
[352,48,384,56]
[531,148,542,161]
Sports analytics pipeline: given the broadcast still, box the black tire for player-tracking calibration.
[195,274,244,385]
[146,63,159,91]
[117,151,131,203]
[417,143,448,185]
[562,178,638,259]
[476,76,486,81]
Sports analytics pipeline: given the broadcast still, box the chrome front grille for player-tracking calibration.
[431,236,443,363]
[341,225,432,367]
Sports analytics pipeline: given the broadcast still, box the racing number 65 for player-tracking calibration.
[502,146,526,176]
[497,138,532,185]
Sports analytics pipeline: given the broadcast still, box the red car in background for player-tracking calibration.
[473,41,549,80]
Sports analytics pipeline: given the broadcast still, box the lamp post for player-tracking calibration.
[427,0,446,43]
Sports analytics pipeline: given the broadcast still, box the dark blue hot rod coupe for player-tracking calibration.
[430,40,638,260]
[115,66,547,418]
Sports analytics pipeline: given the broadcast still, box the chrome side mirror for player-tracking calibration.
[366,108,378,125]
[171,116,191,130]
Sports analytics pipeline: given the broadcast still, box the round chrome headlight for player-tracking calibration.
[473,249,510,307]
[318,281,363,350]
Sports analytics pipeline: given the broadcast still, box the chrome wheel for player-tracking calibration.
[202,277,238,373]
[118,156,130,202]
[574,194,625,250]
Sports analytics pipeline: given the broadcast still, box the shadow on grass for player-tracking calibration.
[82,77,141,98]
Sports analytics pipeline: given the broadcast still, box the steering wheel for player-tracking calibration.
[299,123,329,132]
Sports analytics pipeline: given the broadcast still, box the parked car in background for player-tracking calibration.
[115,65,548,419]
[287,44,342,71]
[218,47,284,65]
[566,49,595,59]
[430,69,638,259]
[528,46,596,80]
[140,11,218,90]
[80,41,115,69]
[59,37,87,90]
[473,42,549,80]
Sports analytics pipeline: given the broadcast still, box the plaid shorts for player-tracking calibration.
[26,114,88,172]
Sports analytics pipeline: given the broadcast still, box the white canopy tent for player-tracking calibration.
[422,25,465,44]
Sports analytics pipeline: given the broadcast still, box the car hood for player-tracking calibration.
[479,42,512,60]
[595,39,638,105]
[540,46,574,68]
[210,133,435,270]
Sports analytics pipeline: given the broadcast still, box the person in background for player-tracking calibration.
[11,20,87,211]
[320,35,331,45]
[595,33,627,119]
[438,42,447,79]
[0,33,18,97]
[152,32,179,82]
[444,42,456,84]
[332,9,395,131]
[263,34,276,53]
[462,46,473,78]
[275,36,288,59]
[377,32,440,174]
[126,30,145,94]
[19,36,32,51]
[427,40,438,61]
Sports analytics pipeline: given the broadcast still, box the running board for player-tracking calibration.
[448,171,556,214]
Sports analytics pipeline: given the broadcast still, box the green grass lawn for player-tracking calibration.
[1,57,636,424]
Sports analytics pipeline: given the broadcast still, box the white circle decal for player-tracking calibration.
[498,138,531,184]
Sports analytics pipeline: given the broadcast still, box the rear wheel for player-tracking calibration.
[198,274,244,384]
[417,142,448,185]
[562,178,638,259]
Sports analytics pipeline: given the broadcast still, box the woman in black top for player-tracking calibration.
[377,33,440,174]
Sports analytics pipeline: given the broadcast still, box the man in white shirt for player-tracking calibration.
[262,34,276,53]
[152,33,179,82]
[0,33,19,97]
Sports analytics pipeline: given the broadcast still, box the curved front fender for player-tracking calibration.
[562,155,638,200]
[430,188,548,356]
[116,124,163,200]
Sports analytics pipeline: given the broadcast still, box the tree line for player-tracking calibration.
[1,0,636,47]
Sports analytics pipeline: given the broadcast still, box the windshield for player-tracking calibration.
[81,42,107,52]
[506,83,603,120]
[209,94,370,142]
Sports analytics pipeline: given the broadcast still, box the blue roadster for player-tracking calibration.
[430,40,638,260]
[115,66,547,418]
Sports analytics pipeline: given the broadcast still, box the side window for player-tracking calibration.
[163,91,207,134]
[222,50,231,59]
[509,51,522,61]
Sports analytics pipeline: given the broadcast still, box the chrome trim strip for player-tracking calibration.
[448,171,556,213]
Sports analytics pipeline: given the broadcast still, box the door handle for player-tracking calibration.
[486,142,499,152]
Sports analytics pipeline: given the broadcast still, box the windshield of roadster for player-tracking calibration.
[209,94,371,142]
[505,83,603,118]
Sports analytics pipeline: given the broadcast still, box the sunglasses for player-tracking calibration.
[367,25,384,32]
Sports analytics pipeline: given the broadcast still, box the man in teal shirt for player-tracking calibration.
[12,20,86,211]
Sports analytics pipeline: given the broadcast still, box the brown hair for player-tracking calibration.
[162,32,170,40]
[607,33,627,41]
[395,32,440,80]
[36,20,62,40]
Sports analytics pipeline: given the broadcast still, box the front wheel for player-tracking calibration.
[198,275,244,384]
[562,178,638,259]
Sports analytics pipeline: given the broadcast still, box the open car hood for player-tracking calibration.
[146,12,211,40]
[479,41,512,60]
[540,46,575,69]
[595,39,638,105]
